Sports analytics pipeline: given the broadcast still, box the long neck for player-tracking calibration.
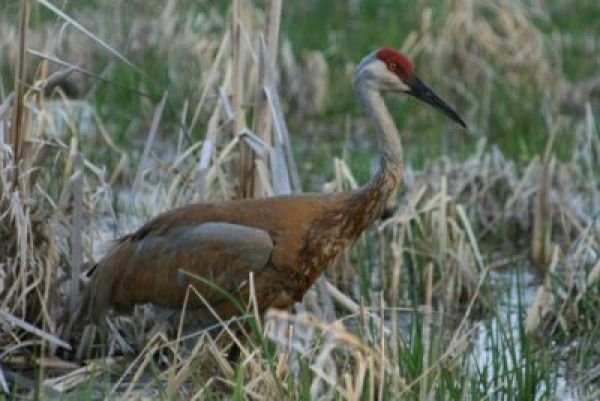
[357,84,404,177]
[345,82,404,233]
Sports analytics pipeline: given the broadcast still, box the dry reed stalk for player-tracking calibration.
[531,119,559,268]
[388,225,403,363]
[189,30,231,135]
[8,191,29,316]
[0,366,8,394]
[25,137,54,193]
[106,343,157,399]
[531,156,555,267]
[438,175,448,264]
[37,0,143,77]
[197,88,227,199]
[27,50,150,98]
[377,295,385,401]
[9,0,29,190]
[120,335,167,401]
[316,276,336,323]
[29,66,75,95]
[132,91,167,204]
[231,0,251,198]
[262,37,301,192]
[323,279,388,335]
[525,245,560,334]
[175,100,188,156]
[264,87,292,194]
[251,0,282,198]
[0,94,15,123]
[421,262,434,401]
[0,309,71,351]
[69,152,83,315]
[254,158,275,196]
[176,270,251,356]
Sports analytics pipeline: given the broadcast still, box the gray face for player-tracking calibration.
[353,50,467,128]
[353,51,410,93]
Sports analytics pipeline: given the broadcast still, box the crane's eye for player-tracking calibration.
[388,62,397,72]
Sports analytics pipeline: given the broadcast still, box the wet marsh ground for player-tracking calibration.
[1,0,600,400]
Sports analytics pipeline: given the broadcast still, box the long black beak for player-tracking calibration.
[407,75,466,128]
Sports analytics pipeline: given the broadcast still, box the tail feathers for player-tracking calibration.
[63,266,112,342]
[64,239,131,344]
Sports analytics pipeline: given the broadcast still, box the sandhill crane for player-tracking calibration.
[68,48,465,336]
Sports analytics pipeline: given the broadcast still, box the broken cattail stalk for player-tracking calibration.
[0,309,71,350]
[264,87,292,194]
[261,40,301,192]
[525,245,560,334]
[532,121,558,268]
[531,156,555,268]
[197,86,231,198]
[231,0,252,198]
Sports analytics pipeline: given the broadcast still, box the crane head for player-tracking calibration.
[355,48,466,128]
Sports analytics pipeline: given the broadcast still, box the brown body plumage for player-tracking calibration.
[80,167,398,326]
[70,48,465,334]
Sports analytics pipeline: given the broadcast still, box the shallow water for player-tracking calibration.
[473,267,582,401]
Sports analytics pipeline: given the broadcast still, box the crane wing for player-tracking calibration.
[84,222,274,325]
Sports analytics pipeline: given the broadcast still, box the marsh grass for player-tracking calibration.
[0,0,599,400]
